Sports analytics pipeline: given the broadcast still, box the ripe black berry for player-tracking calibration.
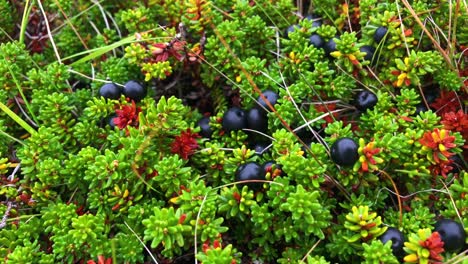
[380,227,405,258]
[256,90,279,112]
[123,80,146,102]
[222,107,247,133]
[330,137,359,167]
[99,83,121,100]
[235,162,266,190]
[197,116,213,138]
[309,34,325,48]
[247,108,268,133]
[353,90,378,112]
[323,37,338,56]
[434,219,466,252]
[360,45,376,62]
[374,26,388,43]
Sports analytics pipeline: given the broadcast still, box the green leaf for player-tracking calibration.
[67,35,137,65]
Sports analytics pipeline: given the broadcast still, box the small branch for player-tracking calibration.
[0,202,13,229]
[36,0,62,64]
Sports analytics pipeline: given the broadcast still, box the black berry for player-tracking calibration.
[99,83,121,100]
[235,162,266,190]
[434,219,466,253]
[256,90,279,112]
[309,34,325,48]
[360,45,376,62]
[197,116,213,138]
[247,108,268,133]
[222,107,247,133]
[330,137,359,167]
[353,90,378,112]
[374,26,388,43]
[123,80,146,102]
[324,37,338,56]
[380,227,405,258]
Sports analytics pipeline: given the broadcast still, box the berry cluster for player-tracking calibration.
[98,80,147,102]
[98,80,147,129]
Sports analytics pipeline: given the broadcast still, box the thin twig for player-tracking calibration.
[0,202,13,229]
[36,0,62,64]
[123,221,159,264]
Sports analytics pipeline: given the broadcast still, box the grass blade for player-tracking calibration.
[0,101,36,136]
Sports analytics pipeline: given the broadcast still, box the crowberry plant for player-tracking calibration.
[0,0,466,263]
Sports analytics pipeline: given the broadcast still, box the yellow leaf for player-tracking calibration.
[330,51,342,58]
[403,254,419,263]
[397,73,407,87]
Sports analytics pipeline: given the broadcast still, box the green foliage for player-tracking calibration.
[218,185,257,222]
[119,6,157,32]
[0,0,15,41]
[384,201,435,234]
[279,185,331,239]
[362,240,399,264]
[0,0,466,263]
[330,32,366,72]
[142,207,192,257]
[387,50,443,88]
[196,243,240,264]
[153,154,194,197]
[344,205,387,242]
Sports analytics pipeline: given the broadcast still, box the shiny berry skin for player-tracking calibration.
[353,90,378,112]
[309,34,324,48]
[330,137,359,166]
[374,26,388,43]
[197,116,213,138]
[222,107,247,133]
[247,108,268,133]
[379,227,405,258]
[99,83,121,100]
[256,90,279,112]
[235,162,266,190]
[123,80,146,102]
[434,219,466,252]
[360,45,376,62]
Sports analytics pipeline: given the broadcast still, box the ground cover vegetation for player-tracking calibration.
[0,0,467,263]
